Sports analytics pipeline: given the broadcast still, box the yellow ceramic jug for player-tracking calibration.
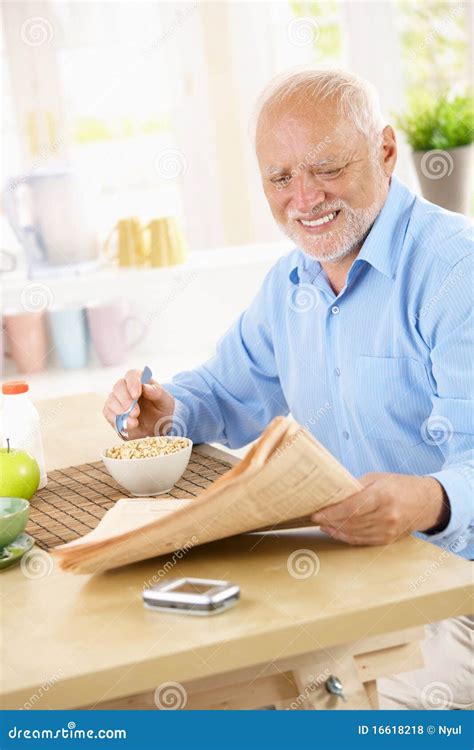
[147,217,187,268]
[105,217,148,267]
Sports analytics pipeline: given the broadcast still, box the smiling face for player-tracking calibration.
[256,96,394,262]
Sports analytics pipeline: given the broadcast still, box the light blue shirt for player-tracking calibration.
[164,177,474,559]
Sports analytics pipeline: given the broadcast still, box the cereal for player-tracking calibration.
[105,436,189,460]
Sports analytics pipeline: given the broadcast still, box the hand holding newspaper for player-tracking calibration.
[52,416,362,574]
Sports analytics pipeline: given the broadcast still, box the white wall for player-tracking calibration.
[1,242,291,400]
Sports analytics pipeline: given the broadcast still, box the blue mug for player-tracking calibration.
[48,307,90,369]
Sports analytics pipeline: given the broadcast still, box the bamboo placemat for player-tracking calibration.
[27,449,234,551]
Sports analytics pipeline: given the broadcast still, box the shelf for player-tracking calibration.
[1,241,291,310]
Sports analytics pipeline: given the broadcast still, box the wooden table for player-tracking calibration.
[0,394,472,711]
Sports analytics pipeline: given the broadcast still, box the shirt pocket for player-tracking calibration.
[354,356,432,447]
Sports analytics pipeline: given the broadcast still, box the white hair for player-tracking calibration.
[254,67,386,149]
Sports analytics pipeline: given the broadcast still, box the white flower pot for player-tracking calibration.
[412,143,473,215]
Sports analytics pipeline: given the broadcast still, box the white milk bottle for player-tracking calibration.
[0,381,47,488]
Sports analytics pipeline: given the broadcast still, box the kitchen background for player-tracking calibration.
[1,1,473,405]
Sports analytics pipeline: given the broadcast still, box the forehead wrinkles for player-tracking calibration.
[256,103,356,167]
[257,113,330,153]
[256,93,344,145]
[258,123,369,182]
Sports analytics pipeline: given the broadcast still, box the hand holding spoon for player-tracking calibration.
[115,365,152,439]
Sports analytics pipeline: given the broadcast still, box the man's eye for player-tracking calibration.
[318,168,342,178]
[272,176,291,187]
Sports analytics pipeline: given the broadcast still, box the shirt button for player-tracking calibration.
[342,430,350,440]
[331,305,340,315]
[334,367,341,377]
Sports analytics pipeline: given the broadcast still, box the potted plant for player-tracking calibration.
[395,91,473,214]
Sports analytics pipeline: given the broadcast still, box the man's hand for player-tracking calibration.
[311,472,450,546]
[103,369,175,440]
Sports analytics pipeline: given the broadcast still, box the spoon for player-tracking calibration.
[115,365,153,440]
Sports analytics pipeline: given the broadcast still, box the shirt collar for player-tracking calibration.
[289,176,416,286]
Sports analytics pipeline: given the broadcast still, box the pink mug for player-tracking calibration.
[86,301,148,366]
[3,309,48,373]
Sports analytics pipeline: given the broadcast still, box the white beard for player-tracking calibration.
[278,172,389,263]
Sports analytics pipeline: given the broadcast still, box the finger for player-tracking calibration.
[320,526,356,543]
[124,369,144,400]
[358,472,382,488]
[312,489,377,525]
[103,403,131,428]
[107,395,128,417]
[130,404,140,419]
[103,406,139,432]
[112,378,135,409]
[141,381,165,402]
[103,405,117,426]
[322,522,404,546]
[320,526,384,546]
[321,513,379,535]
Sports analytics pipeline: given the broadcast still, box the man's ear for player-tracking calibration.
[381,125,397,175]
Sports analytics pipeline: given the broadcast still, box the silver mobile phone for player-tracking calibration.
[142,577,240,616]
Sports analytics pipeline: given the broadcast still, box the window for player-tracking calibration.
[288,0,344,63]
[54,2,185,238]
[3,1,472,256]
[0,22,22,181]
[397,1,471,99]
[2,1,197,248]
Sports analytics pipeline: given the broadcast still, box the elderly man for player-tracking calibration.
[104,69,473,709]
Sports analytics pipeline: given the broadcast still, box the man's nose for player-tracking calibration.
[293,173,326,214]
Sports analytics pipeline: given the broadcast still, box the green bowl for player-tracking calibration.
[0,497,30,548]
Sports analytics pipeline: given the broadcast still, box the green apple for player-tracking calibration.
[0,439,40,500]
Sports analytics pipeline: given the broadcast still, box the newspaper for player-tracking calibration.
[52,416,362,574]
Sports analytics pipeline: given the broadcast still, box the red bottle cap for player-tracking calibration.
[2,381,29,395]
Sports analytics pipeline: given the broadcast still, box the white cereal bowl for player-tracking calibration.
[101,438,193,496]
